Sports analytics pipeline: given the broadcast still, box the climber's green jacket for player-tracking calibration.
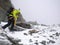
[9,9,20,25]
[10,9,20,20]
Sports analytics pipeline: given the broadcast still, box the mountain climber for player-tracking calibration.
[2,7,20,31]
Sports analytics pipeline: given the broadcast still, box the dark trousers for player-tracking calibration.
[2,16,14,30]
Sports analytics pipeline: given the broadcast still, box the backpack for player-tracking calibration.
[6,7,14,16]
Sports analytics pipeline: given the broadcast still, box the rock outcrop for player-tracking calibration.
[0,0,25,23]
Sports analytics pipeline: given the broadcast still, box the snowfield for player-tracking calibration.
[0,22,60,45]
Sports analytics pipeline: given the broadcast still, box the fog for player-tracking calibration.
[11,0,60,25]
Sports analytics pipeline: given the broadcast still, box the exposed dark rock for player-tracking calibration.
[0,0,13,22]
[43,36,46,37]
[58,24,60,27]
[41,24,48,26]
[48,40,55,44]
[55,32,59,36]
[24,33,28,36]
[29,30,39,35]
[40,40,46,45]
[49,35,54,39]
[27,21,39,25]
[34,36,39,38]
[0,33,7,37]
[16,23,31,29]
[13,25,25,31]
[29,39,33,42]
[36,36,39,38]
[50,29,56,32]
[52,34,56,35]
[34,40,38,45]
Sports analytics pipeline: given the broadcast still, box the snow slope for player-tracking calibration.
[0,22,60,45]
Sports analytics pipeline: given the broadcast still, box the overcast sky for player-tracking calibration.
[11,0,60,25]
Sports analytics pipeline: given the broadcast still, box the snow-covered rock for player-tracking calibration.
[0,22,60,45]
